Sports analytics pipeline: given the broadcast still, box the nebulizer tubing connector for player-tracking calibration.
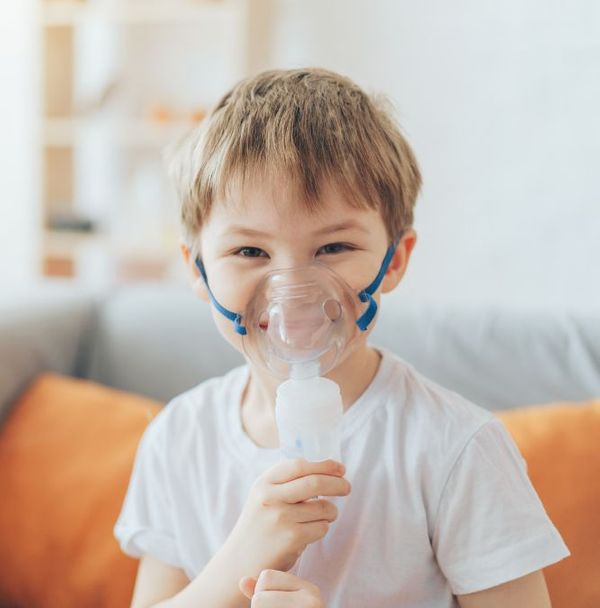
[289,360,320,380]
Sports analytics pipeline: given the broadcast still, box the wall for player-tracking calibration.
[0,1,39,290]
[267,0,600,312]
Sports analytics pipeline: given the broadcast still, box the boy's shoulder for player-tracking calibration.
[377,347,505,503]
[140,364,248,449]
[377,346,496,443]
[172,363,248,409]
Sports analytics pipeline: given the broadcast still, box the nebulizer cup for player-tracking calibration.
[242,264,362,463]
[276,361,344,462]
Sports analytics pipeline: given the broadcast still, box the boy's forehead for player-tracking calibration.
[214,175,374,233]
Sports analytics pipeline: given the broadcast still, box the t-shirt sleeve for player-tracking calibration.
[431,417,570,596]
[113,407,184,569]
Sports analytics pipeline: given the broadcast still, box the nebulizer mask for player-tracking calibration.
[195,240,398,463]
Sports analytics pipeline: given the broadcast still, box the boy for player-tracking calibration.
[114,68,570,607]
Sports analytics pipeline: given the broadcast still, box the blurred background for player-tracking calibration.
[1,0,599,310]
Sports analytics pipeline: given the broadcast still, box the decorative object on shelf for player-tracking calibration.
[47,211,96,233]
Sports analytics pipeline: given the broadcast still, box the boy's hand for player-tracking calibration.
[239,569,325,607]
[222,458,351,575]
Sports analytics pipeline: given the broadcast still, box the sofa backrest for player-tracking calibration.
[82,284,600,410]
[0,288,95,424]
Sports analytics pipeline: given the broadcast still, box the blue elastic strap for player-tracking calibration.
[355,238,400,331]
[194,257,248,335]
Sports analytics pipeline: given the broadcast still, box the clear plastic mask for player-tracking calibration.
[242,263,362,379]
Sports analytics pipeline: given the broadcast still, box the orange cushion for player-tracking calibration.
[496,400,600,608]
[0,373,161,608]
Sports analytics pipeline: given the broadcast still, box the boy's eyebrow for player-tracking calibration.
[221,226,274,238]
[223,220,368,238]
[315,220,369,235]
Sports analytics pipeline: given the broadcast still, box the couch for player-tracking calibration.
[0,282,599,607]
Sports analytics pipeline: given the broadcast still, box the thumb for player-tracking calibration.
[239,575,257,599]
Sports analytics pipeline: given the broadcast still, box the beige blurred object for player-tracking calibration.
[38,0,258,286]
[144,103,207,124]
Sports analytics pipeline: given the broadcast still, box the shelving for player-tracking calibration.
[38,0,252,285]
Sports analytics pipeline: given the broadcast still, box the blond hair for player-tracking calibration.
[167,68,422,247]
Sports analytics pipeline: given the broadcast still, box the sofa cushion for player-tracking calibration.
[84,284,244,403]
[0,291,95,425]
[496,399,600,607]
[0,373,161,608]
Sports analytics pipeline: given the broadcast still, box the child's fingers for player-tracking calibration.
[280,473,350,504]
[254,569,319,594]
[263,458,344,485]
[290,498,338,523]
[250,590,302,606]
[239,575,257,599]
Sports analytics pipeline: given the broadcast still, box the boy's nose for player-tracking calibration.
[272,254,313,269]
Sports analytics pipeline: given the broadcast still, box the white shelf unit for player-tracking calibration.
[39,0,252,285]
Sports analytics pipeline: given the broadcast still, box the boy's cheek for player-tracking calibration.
[191,276,210,302]
[318,254,379,294]
[209,306,246,354]
[208,266,261,311]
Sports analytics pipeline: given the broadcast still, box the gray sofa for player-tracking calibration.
[1,281,599,421]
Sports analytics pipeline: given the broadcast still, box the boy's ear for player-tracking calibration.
[381,228,417,294]
[179,240,210,303]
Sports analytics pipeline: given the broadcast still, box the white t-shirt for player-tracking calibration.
[114,346,570,607]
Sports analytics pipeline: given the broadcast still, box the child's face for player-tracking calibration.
[186,175,415,357]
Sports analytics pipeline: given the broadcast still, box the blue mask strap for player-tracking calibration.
[194,257,247,335]
[355,238,400,332]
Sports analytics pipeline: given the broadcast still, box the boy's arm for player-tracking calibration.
[456,570,552,608]
[131,544,249,608]
[130,555,189,608]
[128,458,347,607]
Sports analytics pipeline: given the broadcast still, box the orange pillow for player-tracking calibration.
[496,400,600,608]
[0,373,161,608]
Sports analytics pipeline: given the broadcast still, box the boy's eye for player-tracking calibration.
[317,243,353,255]
[235,246,268,258]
